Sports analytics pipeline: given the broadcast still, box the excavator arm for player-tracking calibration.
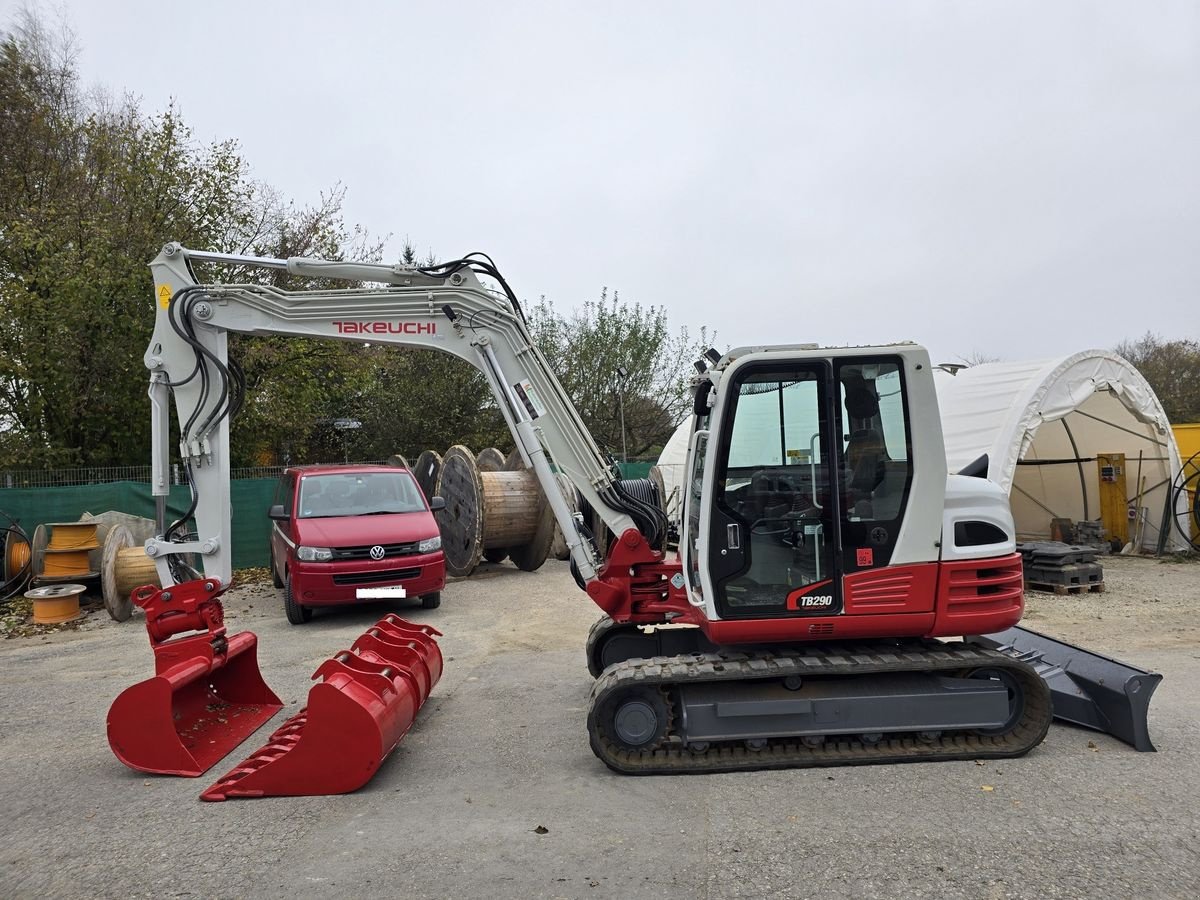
[144,242,665,601]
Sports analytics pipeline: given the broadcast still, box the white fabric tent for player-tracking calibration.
[935,351,1185,550]
[656,418,690,525]
[656,350,1187,551]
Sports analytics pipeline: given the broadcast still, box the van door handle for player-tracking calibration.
[727,523,741,550]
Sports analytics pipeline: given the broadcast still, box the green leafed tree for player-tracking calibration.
[1114,333,1200,425]
[0,10,382,469]
[528,290,711,460]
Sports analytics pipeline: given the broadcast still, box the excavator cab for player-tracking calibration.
[682,347,932,631]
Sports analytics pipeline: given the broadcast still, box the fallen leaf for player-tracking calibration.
[981,785,994,792]
[534,825,549,835]
[1087,740,1098,752]
[975,760,985,766]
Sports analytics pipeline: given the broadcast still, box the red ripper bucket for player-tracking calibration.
[107,580,283,777]
[200,615,442,801]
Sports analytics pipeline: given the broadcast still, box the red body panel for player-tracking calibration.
[931,552,1024,635]
[588,530,1025,643]
[701,611,939,644]
[842,563,938,615]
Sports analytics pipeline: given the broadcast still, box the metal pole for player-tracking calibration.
[619,390,628,463]
[617,366,629,464]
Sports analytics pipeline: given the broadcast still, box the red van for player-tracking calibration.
[267,464,447,624]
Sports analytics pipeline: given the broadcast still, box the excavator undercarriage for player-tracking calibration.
[585,617,1160,773]
[588,640,1052,774]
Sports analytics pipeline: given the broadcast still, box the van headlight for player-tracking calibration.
[418,536,441,553]
[297,545,333,562]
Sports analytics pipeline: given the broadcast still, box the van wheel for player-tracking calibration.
[284,575,313,624]
[269,546,283,588]
[420,592,441,610]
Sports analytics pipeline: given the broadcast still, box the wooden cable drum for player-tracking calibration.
[30,524,48,579]
[434,445,556,577]
[501,447,557,572]
[101,525,159,622]
[477,448,506,472]
[413,449,442,502]
[648,466,667,516]
[478,448,510,562]
[550,473,580,561]
[387,453,411,470]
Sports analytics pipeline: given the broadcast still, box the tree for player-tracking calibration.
[0,10,382,468]
[0,11,261,466]
[528,290,711,459]
[1115,333,1200,425]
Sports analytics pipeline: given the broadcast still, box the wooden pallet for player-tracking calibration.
[1025,579,1105,596]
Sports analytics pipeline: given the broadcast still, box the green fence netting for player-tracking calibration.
[616,462,654,480]
[0,479,278,570]
[0,465,658,571]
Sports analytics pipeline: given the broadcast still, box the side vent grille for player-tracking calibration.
[808,623,835,636]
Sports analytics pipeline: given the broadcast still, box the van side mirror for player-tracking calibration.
[429,496,446,511]
[268,504,288,521]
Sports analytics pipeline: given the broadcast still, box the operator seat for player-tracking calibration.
[843,386,888,513]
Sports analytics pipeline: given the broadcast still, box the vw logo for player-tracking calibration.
[369,545,386,560]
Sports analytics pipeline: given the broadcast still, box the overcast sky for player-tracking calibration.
[6,1,1198,364]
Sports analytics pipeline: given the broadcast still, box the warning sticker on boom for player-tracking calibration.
[513,379,547,420]
[157,284,172,309]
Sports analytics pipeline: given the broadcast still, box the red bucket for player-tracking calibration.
[201,615,442,801]
[107,581,282,777]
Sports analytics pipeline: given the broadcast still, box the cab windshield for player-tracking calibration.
[297,471,427,519]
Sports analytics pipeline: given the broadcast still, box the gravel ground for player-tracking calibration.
[0,554,1197,899]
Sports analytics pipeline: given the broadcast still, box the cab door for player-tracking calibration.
[706,362,841,618]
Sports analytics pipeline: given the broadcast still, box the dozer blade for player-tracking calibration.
[107,581,283,776]
[968,626,1162,752]
[200,616,442,801]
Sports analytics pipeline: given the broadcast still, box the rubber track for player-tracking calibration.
[587,641,1053,775]
[585,616,620,678]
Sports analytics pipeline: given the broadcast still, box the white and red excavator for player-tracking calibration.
[110,242,1159,793]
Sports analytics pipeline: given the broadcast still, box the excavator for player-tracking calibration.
[133,242,1160,778]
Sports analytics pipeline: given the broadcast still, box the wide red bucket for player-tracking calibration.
[200,616,442,801]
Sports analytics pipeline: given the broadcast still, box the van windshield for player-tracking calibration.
[297,471,427,519]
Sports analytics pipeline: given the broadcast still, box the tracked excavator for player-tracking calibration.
[140,242,1160,776]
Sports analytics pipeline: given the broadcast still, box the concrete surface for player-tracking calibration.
[1,558,1198,899]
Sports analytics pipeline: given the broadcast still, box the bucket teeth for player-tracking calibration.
[200,615,443,801]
